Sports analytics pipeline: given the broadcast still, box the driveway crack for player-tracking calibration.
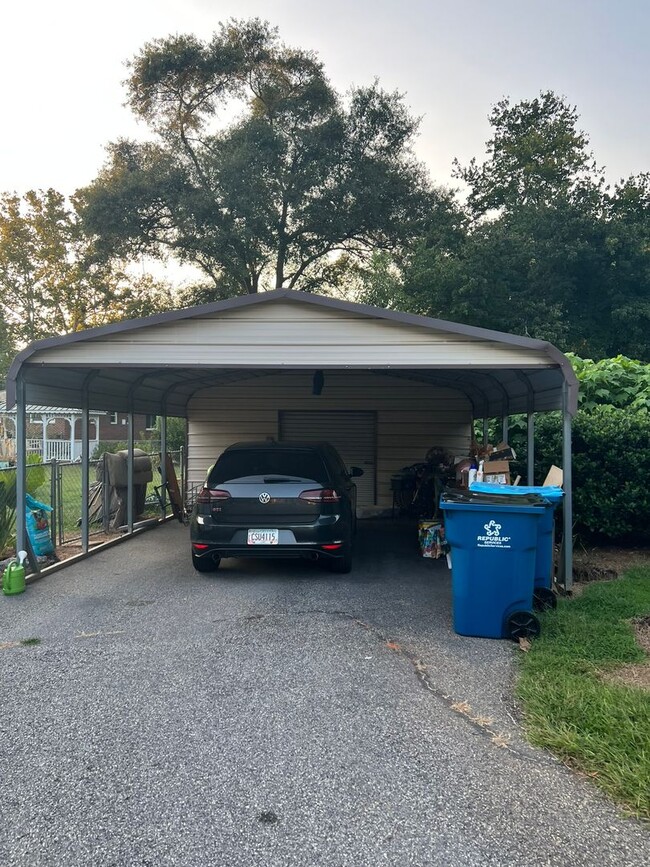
[337,611,541,762]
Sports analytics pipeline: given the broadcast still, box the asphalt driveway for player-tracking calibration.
[1,520,647,866]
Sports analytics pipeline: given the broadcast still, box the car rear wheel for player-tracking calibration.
[192,551,221,573]
[327,544,352,574]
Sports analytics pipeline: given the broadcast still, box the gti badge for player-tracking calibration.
[259,492,271,504]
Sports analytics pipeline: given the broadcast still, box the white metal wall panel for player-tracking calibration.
[187,371,472,511]
[279,410,377,507]
[28,300,553,368]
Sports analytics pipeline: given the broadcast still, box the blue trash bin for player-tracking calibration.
[470,482,563,593]
[440,490,547,639]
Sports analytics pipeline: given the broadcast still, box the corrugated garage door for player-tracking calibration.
[279,410,377,508]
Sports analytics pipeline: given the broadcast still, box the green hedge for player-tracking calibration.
[510,407,650,543]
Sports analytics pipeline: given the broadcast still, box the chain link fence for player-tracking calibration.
[0,449,184,557]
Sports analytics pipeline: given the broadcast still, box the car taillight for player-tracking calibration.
[197,487,230,504]
[299,489,340,503]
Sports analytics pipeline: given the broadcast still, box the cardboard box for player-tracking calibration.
[490,442,517,461]
[543,465,563,486]
[483,460,511,485]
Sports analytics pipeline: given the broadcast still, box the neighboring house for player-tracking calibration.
[98,412,157,442]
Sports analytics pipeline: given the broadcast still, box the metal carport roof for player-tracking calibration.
[6,289,578,418]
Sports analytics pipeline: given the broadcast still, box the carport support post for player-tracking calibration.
[482,418,488,446]
[127,408,134,534]
[562,382,573,591]
[501,414,508,444]
[68,415,75,462]
[81,388,90,554]
[160,414,167,516]
[15,375,27,554]
[526,412,535,485]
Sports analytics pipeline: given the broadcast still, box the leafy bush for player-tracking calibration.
[91,440,128,459]
[568,354,650,411]
[474,355,650,543]
[154,416,186,453]
[507,408,650,542]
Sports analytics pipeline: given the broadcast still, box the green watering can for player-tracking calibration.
[2,551,27,596]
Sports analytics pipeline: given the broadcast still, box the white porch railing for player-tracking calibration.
[25,439,101,462]
[26,439,72,462]
[46,441,73,461]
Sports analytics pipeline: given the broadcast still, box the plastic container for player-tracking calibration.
[440,490,547,639]
[470,482,563,592]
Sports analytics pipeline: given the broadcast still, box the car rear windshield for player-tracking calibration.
[209,449,329,485]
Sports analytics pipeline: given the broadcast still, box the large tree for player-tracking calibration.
[359,92,650,359]
[78,19,438,296]
[0,188,175,379]
[453,91,603,216]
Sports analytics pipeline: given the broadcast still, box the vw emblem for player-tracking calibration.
[259,492,271,504]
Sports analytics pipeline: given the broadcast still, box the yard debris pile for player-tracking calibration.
[92,449,153,529]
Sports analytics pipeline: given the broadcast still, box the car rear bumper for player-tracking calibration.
[190,515,348,560]
[192,542,345,561]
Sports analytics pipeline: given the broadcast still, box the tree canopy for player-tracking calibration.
[78,19,438,297]
[0,189,174,384]
[358,92,650,360]
[453,91,602,215]
[2,21,648,368]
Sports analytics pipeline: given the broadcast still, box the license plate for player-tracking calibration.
[247,529,279,545]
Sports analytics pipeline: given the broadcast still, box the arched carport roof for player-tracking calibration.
[6,289,578,418]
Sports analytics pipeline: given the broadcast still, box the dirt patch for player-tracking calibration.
[602,664,650,691]
[601,617,650,692]
[572,546,650,584]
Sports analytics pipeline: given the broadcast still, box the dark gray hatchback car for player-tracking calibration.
[190,441,362,574]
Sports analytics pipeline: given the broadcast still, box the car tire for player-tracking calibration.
[327,544,352,574]
[192,551,221,573]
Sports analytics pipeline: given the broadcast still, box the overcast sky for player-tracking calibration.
[1,0,648,198]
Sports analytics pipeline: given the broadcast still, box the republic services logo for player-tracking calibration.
[477,519,511,546]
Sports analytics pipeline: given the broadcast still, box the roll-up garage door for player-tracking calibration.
[279,410,377,508]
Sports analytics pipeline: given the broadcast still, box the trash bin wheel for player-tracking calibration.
[533,588,557,611]
[506,610,540,642]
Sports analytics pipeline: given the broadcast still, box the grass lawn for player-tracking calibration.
[517,567,650,818]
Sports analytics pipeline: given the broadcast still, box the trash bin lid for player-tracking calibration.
[441,489,548,508]
[470,481,563,504]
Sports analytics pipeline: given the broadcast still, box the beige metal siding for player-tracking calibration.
[28,300,553,368]
[187,372,472,511]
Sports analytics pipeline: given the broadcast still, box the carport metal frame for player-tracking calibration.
[6,289,578,589]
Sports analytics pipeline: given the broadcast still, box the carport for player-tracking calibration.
[6,289,578,586]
